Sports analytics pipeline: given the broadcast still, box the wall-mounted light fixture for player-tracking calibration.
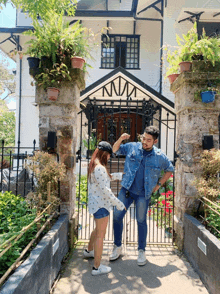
[202,135,214,150]
[47,131,57,149]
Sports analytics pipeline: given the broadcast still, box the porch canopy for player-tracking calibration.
[0,27,32,59]
[79,67,176,149]
[80,66,174,113]
[177,7,220,36]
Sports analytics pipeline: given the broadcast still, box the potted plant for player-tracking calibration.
[164,23,220,78]
[26,56,40,70]
[24,15,63,67]
[175,24,199,72]
[24,19,52,66]
[194,82,219,103]
[70,26,92,70]
[191,35,220,72]
[24,13,98,72]
[58,20,97,70]
[163,48,180,84]
[178,53,192,73]
[164,24,198,79]
[35,63,71,101]
[190,28,220,66]
[200,87,216,103]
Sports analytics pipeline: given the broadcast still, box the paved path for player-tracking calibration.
[52,244,209,294]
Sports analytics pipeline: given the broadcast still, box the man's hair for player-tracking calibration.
[144,126,160,140]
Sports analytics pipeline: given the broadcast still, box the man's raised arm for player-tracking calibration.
[113,133,130,153]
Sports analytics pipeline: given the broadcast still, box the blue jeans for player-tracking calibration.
[113,187,150,251]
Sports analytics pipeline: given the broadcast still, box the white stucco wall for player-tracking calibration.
[83,18,161,91]
[15,53,39,148]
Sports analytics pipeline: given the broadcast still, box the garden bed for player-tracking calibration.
[184,213,220,294]
[0,214,69,294]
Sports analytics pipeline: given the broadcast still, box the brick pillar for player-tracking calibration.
[35,76,85,218]
[171,71,220,250]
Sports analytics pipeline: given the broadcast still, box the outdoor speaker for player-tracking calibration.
[202,135,214,150]
[47,131,57,149]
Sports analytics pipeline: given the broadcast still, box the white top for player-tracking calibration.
[88,164,125,215]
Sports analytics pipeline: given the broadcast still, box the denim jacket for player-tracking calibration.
[117,142,174,199]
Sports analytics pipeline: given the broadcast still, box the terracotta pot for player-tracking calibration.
[179,61,192,73]
[167,74,180,84]
[71,56,85,70]
[47,87,60,101]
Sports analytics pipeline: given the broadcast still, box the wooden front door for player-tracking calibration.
[97,113,143,144]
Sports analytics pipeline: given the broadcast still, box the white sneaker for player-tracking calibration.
[83,249,94,259]
[109,245,122,261]
[92,264,111,276]
[137,249,147,266]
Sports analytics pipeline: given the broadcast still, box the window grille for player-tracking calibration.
[101,34,140,69]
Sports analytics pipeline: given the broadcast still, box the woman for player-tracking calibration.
[83,141,125,276]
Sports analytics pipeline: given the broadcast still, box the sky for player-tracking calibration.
[0,3,16,111]
[0,2,16,28]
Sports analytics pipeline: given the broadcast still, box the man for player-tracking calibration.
[109,125,174,266]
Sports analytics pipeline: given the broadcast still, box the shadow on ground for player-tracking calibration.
[52,245,209,294]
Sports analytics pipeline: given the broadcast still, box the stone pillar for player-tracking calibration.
[35,76,85,219]
[171,71,220,250]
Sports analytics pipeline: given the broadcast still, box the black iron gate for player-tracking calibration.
[76,97,176,245]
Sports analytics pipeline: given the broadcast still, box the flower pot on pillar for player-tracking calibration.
[167,74,180,84]
[27,57,40,69]
[179,61,192,73]
[47,87,60,101]
[200,91,216,103]
[71,56,85,70]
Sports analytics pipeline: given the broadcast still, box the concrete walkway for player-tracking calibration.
[52,244,209,294]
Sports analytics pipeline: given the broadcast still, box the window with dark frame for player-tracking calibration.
[101,35,140,69]
[198,22,220,37]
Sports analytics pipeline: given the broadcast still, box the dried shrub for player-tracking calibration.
[25,151,66,209]
[0,159,10,169]
[193,149,220,201]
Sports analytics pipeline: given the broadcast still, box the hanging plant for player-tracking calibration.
[194,80,219,103]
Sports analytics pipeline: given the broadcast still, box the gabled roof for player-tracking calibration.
[80,66,174,113]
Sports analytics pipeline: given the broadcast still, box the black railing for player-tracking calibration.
[76,203,173,245]
[0,140,38,196]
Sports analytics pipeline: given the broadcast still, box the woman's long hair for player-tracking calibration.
[88,148,111,181]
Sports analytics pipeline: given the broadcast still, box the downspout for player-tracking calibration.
[15,36,22,195]
[133,0,164,94]
[159,18,164,94]
[17,36,22,147]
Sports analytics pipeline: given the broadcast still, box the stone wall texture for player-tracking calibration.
[171,70,220,249]
[36,78,85,218]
